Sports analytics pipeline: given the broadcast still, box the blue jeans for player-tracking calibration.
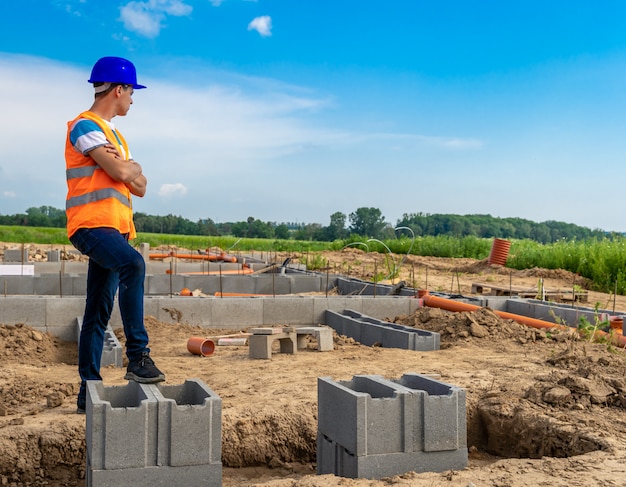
[70,227,149,407]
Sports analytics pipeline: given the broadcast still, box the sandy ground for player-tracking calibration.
[1,245,626,486]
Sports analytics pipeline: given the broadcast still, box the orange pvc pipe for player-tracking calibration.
[214,292,272,297]
[149,252,237,262]
[422,293,626,347]
[186,337,215,356]
[165,268,253,275]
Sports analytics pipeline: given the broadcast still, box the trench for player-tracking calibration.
[467,397,609,459]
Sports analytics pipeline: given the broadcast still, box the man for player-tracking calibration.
[65,56,165,414]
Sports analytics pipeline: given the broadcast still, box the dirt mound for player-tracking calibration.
[390,307,557,347]
[0,323,76,365]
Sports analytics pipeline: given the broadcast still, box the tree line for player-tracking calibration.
[0,206,611,243]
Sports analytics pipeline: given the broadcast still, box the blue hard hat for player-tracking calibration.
[88,56,147,89]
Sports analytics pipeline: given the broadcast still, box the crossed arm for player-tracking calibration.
[88,144,147,197]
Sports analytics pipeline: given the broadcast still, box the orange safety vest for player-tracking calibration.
[65,111,136,239]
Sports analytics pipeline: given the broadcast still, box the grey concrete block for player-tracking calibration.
[46,250,61,262]
[205,296,264,327]
[324,309,439,351]
[154,296,214,325]
[249,330,297,359]
[86,381,159,470]
[392,373,467,452]
[361,296,412,321]
[77,318,123,368]
[295,326,333,351]
[86,379,222,486]
[153,379,222,467]
[263,297,315,325]
[0,276,35,294]
[317,435,468,479]
[87,462,222,487]
[4,249,28,262]
[0,296,46,326]
[317,373,468,479]
[318,375,416,456]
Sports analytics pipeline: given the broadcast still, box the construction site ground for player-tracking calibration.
[1,245,626,486]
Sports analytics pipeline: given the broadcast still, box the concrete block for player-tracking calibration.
[0,276,35,294]
[324,309,439,351]
[153,379,222,467]
[361,296,412,321]
[249,330,297,359]
[317,435,468,479]
[46,250,61,262]
[46,297,85,334]
[295,326,333,351]
[263,296,315,325]
[87,462,222,487]
[0,296,46,326]
[145,274,186,296]
[392,373,467,452]
[0,265,34,276]
[4,248,28,262]
[317,373,468,479]
[86,381,159,470]
[34,274,71,295]
[254,275,292,295]
[208,296,264,327]
[154,297,213,326]
[78,318,123,368]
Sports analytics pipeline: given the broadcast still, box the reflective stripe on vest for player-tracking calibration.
[66,187,131,210]
[66,165,101,180]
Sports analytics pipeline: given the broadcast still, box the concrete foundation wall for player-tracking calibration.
[0,295,422,339]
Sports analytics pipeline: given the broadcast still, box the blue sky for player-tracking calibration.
[2,1,626,231]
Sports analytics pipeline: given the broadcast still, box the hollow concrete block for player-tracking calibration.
[317,373,468,479]
[86,381,159,471]
[295,326,333,351]
[77,319,123,368]
[324,309,440,351]
[152,379,222,467]
[86,379,222,487]
[249,330,297,359]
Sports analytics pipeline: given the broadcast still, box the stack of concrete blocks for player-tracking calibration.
[317,373,467,479]
[76,318,123,368]
[325,309,440,351]
[86,378,222,486]
[248,327,297,359]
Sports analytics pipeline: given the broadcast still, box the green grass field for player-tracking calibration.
[2,225,626,295]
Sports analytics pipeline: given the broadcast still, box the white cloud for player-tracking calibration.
[2,191,16,198]
[158,183,188,197]
[120,0,193,38]
[248,15,272,37]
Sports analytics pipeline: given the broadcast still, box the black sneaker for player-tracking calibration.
[124,352,165,383]
[76,406,86,415]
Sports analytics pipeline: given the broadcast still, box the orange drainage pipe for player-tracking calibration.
[421,293,626,347]
[165,268,254,275]
[150,252,238,262]
[214,292,272,297]
[186,337,215,356]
